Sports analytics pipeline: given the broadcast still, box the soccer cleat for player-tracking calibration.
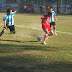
[42,41,46,45]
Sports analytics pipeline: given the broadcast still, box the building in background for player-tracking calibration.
[0,0,72,14]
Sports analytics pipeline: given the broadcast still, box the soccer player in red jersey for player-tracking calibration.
[41,12,54,45]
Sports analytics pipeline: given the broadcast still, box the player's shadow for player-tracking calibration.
[0,39,58,52]
[0,39,21,42]
[0,44,58,54]
[20,45,58,51]
[29,41,38,42]
[0,39,38,43]
[0,43,72,72]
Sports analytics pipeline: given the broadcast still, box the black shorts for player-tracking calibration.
[4,25,15,32]
[50,22,56,27]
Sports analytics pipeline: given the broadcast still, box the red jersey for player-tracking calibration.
[46,8,53,12]
[46,8,49,11]
[41,15,52,32]
[41,15,51,25]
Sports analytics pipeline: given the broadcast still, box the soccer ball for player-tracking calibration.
[37,36,42,41]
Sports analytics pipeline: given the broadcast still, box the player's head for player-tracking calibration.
[7,8,12,15]
[47,12,52,17]
[48,6,50,9]
[50,7,53,12]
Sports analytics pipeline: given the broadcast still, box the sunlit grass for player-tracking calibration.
[0,13,72,72]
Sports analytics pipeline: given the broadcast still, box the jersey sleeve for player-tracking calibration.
[11,12,15,16]
[54,12,56,16]
[3,15,7,21]
[45,11,49,15]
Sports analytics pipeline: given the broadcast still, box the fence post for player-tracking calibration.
[61,0,63,13]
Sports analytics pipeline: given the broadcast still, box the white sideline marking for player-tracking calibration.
[56,31,72,34]
[15,25,42,30]
[15,25,72,35]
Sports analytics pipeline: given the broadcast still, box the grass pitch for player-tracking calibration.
[0,13,72,72]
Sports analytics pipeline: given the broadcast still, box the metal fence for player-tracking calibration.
[21,0,72,14]
[0,0,72,14]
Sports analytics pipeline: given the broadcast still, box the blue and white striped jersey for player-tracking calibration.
[46,11,56,23]
[3,12,15,26]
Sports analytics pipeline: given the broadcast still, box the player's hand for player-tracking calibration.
[55,18,57,21]
[14,10,17,13]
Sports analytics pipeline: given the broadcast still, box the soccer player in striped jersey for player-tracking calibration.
[46,7,57,35]
[0,8,17,36]
[41,12,54,45]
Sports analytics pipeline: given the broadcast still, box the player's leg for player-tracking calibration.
[42,30,54,45]
[42,28,49,45]
[49,30,54,36]
[0,26,8,36]
[53,22,57,35]
[9,25,16,34]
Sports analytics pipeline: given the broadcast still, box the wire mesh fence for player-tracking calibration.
[0,0,72,14]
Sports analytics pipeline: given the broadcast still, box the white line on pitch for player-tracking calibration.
[16,25,72,35]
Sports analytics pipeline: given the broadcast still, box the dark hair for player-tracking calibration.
[48,12,52,17]
[50,7,52,9]
[7,8,12,13]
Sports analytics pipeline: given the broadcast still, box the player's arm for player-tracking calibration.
[41,6,45,8]
[41,17,47,20]
[11,10,17,16]
[45,11,49,15]
[54,12,57,21]
[54,15,57,21]
[4,20,7,29]
[41,16,48,20]
[14,10,17,13]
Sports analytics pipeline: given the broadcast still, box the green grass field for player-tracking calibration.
[0,13,72,72]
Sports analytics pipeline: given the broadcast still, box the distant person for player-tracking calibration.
[40,5,43,13]
[27,7,30,13]
[0,8,17,36]
[41,12,54,45]
[31,8,34,13]
[24,5,27,13]
[46,7,57,35]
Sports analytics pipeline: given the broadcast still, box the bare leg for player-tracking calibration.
[0,29,6,36]
[49,30,54,36]
[42,29,49,45]
[53,26,57,35]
